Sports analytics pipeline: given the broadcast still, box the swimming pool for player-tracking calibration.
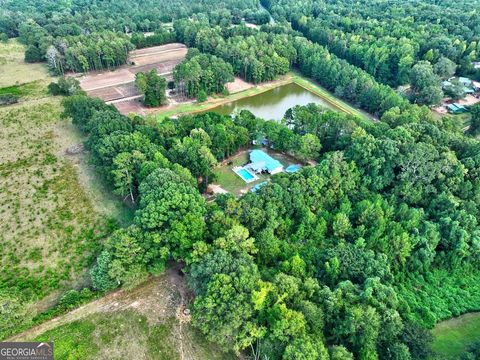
[286,164,302,173]
[238,169,255,181]
[233,167,258,183]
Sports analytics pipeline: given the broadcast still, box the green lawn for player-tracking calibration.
[213,151,258,195]
[432,312,480,359]
[0,81,49,98]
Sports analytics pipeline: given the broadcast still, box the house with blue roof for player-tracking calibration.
[248,150,284,175]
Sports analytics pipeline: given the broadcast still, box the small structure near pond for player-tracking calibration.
[232,149,284,183]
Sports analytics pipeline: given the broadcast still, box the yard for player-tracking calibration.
[212,148,299,196]
[0,47,126,338]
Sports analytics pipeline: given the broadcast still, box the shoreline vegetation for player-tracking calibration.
[149,71,373,121]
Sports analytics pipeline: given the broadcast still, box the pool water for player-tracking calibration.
[238,168,255,181]
[285,164,302,173]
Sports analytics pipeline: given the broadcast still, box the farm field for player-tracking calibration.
[12,267,234,360]
[432,312,480,359]
[78,43,187,114]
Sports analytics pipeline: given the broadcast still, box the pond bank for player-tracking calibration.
[149,72,372,121]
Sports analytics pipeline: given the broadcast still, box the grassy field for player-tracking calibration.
[432,312,480,359]
[35,311,231,360]
[0,94,115,330]
[151,71,373,121]
[0,39,51,87]
[0,40,126,338]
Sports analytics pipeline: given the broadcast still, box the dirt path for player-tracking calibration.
[9,265,191,342]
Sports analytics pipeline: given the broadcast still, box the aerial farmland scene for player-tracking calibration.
[1,0,480,359]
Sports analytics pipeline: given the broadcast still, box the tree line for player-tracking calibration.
[173,49,234,99]
[264,0,480,86]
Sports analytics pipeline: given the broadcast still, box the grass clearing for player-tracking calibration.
[0,80,127,339]
[432,312,480,359]
[35,311,232,360]
[13,268,234,360]
[0,80,49,99]
[0,39,50,88]
[0,97,113,308]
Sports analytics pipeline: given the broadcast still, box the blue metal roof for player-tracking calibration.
[249,150,283,173]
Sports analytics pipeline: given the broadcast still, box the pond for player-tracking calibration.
[208,82,339,121]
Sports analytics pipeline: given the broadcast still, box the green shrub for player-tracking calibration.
[0,94,19,105]
[197,90,208,102]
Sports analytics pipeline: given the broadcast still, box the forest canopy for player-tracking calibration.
[58,91,480,359]
[3,0,480,358]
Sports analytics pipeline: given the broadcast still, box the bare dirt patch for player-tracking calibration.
[10,266,234,360]
[225,77,255,94]
[77,43,187,114]
[457,94,480,107]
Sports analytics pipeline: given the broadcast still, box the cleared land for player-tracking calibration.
[0,39,50,87]
[0,44,128,338]
[78,43,187,114]
[12,267,234,360]
[432,312,480,359]
[0,94,115,314]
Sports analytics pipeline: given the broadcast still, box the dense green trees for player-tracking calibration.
[469,103,480,136]
[173,50,234,98]
[1,0,262,73]
[8,0,480,357]
[409,61,443,105]
[47,77,82,96]
[135,70,167,107]
[64,88,480,359]
[264,0,480,85]
[175,21,293,83]
[130,29,175,49]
